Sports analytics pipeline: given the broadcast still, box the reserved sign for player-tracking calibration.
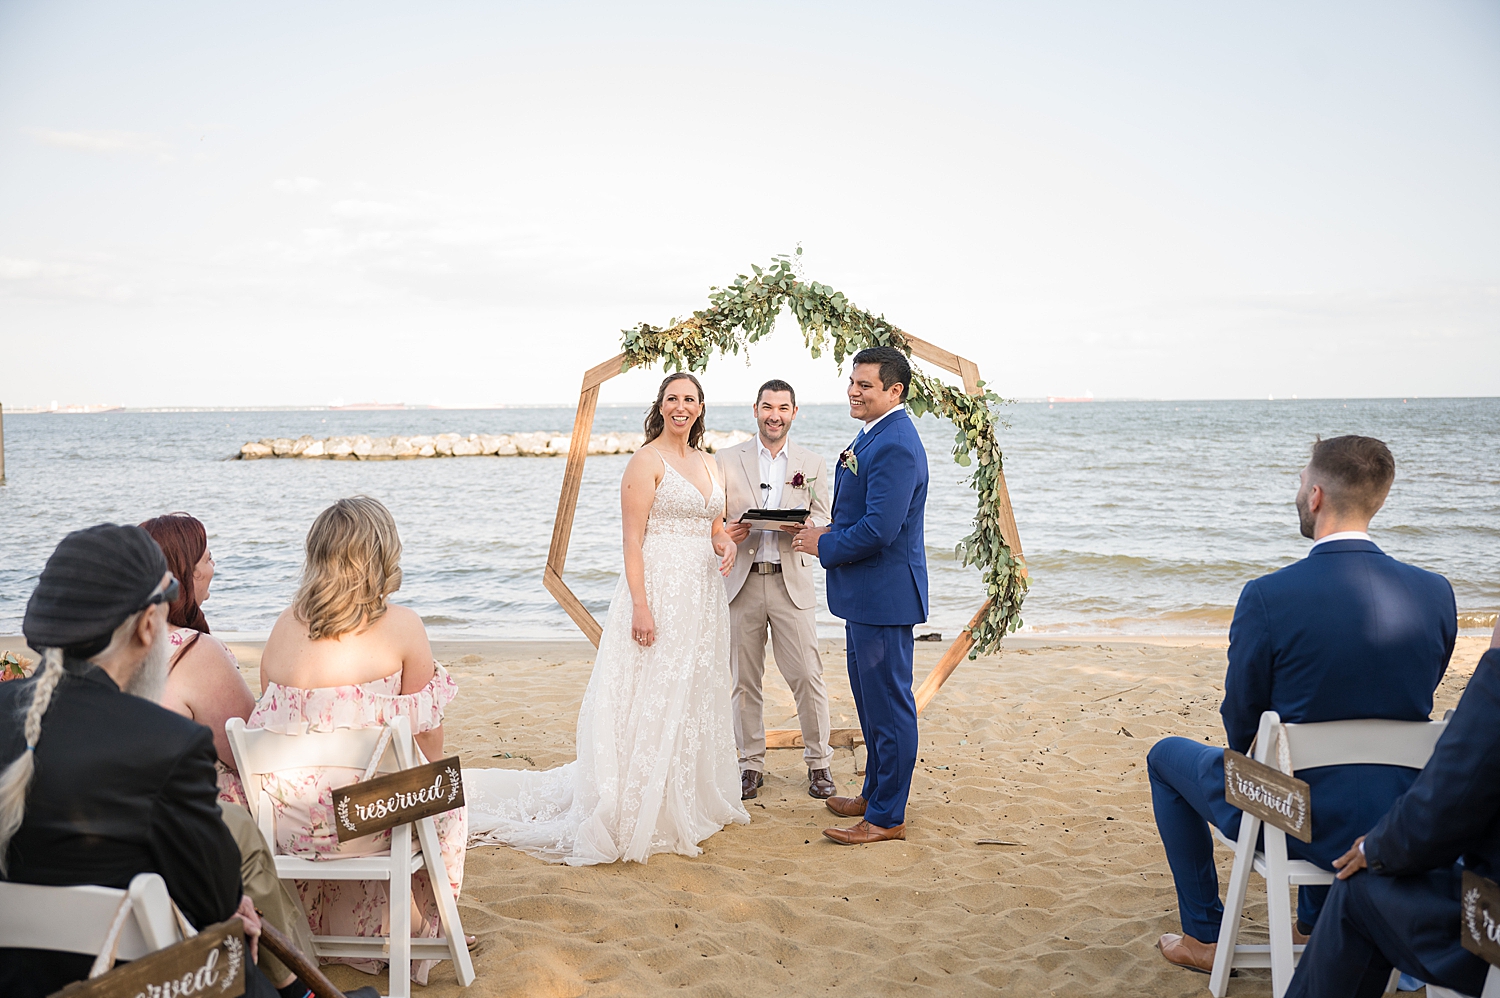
[51,919,245,998]
[1223,749,1312,843]
[1461,870,1500,968]
[332,756,465,842]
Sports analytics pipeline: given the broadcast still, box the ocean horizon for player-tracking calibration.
[1,397,1495,643]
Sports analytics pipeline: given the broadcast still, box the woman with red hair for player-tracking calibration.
[139,512,255,803]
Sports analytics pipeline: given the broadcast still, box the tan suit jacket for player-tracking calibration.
[717,438,831,609]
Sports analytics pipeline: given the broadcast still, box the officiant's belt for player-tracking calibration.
[752,562,783,575]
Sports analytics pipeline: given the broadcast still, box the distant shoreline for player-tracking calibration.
[4,396,1492,415]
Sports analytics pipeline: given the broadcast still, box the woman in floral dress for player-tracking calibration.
[250,496,466,986]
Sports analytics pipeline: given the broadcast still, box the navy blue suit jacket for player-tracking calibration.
[1222,538,1457,867]
[820,407,929,626]
[1365,648,1500,882]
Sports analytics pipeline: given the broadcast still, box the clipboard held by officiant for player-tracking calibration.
[737,508,811,529]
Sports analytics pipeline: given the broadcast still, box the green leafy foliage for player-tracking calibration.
[619,252,1028,656]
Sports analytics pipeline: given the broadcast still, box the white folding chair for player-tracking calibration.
[1209,709,1449,998]
[0,872,187,961]
[1429,965,1500,998]
[226,715,474,998]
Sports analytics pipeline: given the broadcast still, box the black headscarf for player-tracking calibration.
[22,524,169,659]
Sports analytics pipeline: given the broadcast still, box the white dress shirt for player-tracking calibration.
[1310,530,1372,552]
[755,438,787,564]
[861,405,903,434]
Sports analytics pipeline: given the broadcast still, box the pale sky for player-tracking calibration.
[1,1,1496,408]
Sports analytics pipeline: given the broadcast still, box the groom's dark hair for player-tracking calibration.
[756,379,796,407]
[852,346,911,402]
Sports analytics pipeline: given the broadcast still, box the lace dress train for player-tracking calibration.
[465,460,749,865]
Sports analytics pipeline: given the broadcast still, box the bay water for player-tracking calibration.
[1,398,1494,641]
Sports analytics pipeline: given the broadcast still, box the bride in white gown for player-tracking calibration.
[465,372,751,864]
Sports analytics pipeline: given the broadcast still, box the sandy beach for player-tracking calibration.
[4,632,1485,996]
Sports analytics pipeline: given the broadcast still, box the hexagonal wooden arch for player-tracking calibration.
[544,334,1026,750]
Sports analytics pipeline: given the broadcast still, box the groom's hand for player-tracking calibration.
[791,524,829,558]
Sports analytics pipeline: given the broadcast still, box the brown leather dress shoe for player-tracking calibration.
[1156,933,1216,974]
[823,820,906,845]
[807,769,835,799]
[741,770,763,801]
[825,795,866,817]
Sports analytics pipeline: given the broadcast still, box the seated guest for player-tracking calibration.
[0,525,272,998]
[139,513,358,997]
[139,512,256,804]
[1287,619,1500,998]
[1148,436,1457,973]
[251,496,466,986]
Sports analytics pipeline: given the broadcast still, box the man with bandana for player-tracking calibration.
[0,525,298,998]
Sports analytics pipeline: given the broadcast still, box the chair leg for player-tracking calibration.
[1210,815,1261,998]
[388,823,412,998]
[415,816,475,987]
[1264,827,1297,998]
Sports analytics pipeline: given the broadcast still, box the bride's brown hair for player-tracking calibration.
[643,373,706,449]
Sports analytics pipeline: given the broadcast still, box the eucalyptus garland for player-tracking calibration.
[620,249,1027,655]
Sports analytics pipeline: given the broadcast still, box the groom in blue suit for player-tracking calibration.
[791,346,928,844]
[1150,435,1458,974]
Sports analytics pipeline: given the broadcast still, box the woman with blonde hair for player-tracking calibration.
[250,496,464,986]
[465,372,749,864]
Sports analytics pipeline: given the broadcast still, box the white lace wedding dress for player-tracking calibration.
[465,458,750,865]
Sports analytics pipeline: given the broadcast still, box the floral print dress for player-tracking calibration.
[245,666,466,985]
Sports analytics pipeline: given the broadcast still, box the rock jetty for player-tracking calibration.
[237,430,752,460]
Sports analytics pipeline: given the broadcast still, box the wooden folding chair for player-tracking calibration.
[226,715,474,998]
[0,872,187,961]
[1209,709,1449,998]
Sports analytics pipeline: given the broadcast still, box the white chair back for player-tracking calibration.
[224,714,474,997]
[226,716,403,840]
[0,872,185,959]
[1281,716,1449,772]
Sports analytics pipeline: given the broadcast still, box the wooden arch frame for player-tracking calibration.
[544,335,1025,750]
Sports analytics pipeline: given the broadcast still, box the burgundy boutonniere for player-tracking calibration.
[787,471,819,508]
[838,449,859,475]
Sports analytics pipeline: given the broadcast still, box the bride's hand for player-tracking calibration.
[713,534,736,577]
[631,605,656,647]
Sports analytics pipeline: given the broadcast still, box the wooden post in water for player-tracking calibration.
[0,401,6,485]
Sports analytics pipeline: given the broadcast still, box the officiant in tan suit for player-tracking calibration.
[718,379,834,802]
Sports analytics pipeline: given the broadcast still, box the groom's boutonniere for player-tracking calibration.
[838,450,859,475]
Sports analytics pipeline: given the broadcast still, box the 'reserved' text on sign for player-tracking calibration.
[1223,749,1312,843]
[332,756,465,842]
[51,918,246,998]
[1461,870,1500,968]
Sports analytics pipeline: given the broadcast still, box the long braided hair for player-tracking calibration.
[0,647,65,873]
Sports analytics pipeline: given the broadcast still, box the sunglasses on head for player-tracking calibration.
[139,576,180,612]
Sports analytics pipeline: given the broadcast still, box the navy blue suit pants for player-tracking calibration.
[1286,866,1489,998]
[1148,736,1328,941]
[846,621,918,828]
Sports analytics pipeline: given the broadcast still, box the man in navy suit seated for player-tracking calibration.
[1150,435,1458,973]
[1287,622,1500,997]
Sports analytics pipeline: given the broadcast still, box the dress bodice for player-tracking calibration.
[249,664,457,735]
[646,456,723,538]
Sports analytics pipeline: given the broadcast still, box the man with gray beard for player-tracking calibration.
[0,525,281,998]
